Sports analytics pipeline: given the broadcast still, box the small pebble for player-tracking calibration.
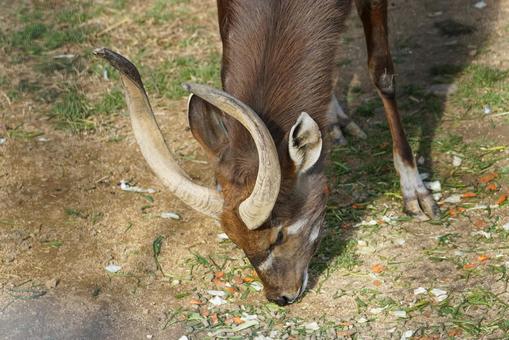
[146,335,153,339]
[433,193,442,201]
[45,278,60,289]
[217,233,229,241]
[417,156,425,165]
[483,104,492,114]
[105,264,122,273]
[160,212,180,220]
[502,222,509,232]
[0,137,5,145]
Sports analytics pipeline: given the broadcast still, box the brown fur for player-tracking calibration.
[190,0,351,303]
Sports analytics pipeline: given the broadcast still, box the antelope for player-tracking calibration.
[95,0,439,306]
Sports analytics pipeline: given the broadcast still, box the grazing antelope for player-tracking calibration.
[95,0,439,306]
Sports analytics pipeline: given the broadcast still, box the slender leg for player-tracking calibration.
[328,95,367,144]
[354,0,440,220]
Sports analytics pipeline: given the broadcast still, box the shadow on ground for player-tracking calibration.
[309,0,501,288]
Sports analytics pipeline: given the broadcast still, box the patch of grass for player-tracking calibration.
[65,208,87,219]
[7,6,92,57]
[7,126,44,140]
[94,88,125,115]
[35,57,81,75]
[51,86,94,133]
[144,53,221,99]
[454,64,509,113]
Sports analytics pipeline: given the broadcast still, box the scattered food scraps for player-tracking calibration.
[105,264,122,273]
[431,288,448,302]
[369,307,386,315]
[209,296,227,306]
[496,194,507,206]
[119,180,156,193]
[249,282,264,291]
[424,180,441,192]
[354,220,378,228]
[462,192,477,198]
[486,183,497,191]
[401,330,414,340]
[207,290,226,297]
[464,263,477,270]
[471,230,491,238]
[477,255,490,262]
[241,313,258,322]
[444,194,462,204]
[304,322,320,331]
[452,155,462,167]
[414,287,427,295]
[479,173,497,184]
[371,264,385,274]
[393,310,407,318]
[160,212,181,220]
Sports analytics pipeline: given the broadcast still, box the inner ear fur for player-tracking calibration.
[188,94,230,160]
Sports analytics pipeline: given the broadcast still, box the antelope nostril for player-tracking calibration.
[270,295,290,306]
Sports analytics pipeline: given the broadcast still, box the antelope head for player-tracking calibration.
[94,48,328,305]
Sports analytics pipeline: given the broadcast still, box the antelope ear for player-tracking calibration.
[288,112,322,174]
[188,94,229,159]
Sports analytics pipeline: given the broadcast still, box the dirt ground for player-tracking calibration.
[1,0,509,339]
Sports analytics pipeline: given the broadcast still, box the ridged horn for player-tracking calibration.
[93,48,223,218]
[183,83,281,230]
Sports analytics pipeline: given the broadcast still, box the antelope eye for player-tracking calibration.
[275,230,284,245]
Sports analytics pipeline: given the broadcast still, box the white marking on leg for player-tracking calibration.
[287,218,307,235]
[394,154,428,198]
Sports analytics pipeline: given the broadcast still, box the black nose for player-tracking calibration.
[270,295,290,306]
